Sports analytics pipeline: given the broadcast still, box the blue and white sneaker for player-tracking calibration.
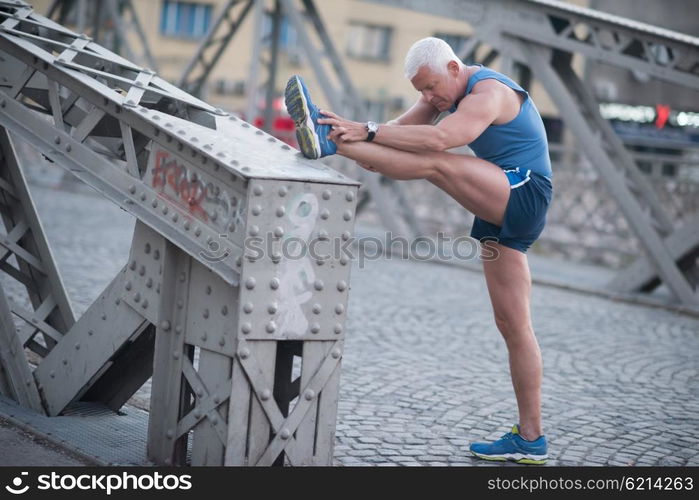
[469,424,548,464]
[284,75,337,159]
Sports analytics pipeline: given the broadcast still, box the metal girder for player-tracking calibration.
[363,0,699,306]
[46,0,159,72]
[0,128,75,369]
[177,0,254,97]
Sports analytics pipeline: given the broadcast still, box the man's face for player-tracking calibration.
[410,62,460,112]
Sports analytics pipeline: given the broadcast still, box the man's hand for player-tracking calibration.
[317,110,368,143]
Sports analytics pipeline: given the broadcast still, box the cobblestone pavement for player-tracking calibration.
[7,175,699,467]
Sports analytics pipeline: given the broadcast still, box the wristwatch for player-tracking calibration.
[365,121,379,142]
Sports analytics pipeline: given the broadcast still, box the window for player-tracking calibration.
[433,32,470,55]
[346,22,392,61]
[262,14,298,50]
[160,1,212,39]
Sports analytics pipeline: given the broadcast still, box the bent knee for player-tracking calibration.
[493,312,532,339]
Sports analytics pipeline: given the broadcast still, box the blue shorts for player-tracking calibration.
[470,168,553,253]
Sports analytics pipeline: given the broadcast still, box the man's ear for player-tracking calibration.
[447,60,460,77]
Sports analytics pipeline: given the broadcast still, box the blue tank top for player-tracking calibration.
[449,65,552,178]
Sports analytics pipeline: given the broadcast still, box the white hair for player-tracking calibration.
[404,37,463,80]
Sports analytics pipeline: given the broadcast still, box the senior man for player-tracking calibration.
[284,37,552,464]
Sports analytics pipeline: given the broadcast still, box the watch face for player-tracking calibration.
[368,121,379,132]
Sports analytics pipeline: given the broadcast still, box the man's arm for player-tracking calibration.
[387,94,441,126]
[372,83,505,152]
[320,80,507,152]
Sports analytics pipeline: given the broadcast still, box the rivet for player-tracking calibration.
[139,265,145,276]
[268,303,278,314]
[312,304,322,314]
[66,144,72,153]
[166,430,174,439]
[154,249,160,260]
[276,207,285,217]
[205,285,212,295]
[62,359,68,365]
[253,185,264,196]
[50,371,55,378]
[239,348,250,359]
[115,298,121,305]
[125,281,132,291]
[161,321,171,331]
[245,277,256,289]
[179,272,186,282]
[177,299,184,308]
[318,230,329,240]
[337,281,347,291]
[194,410,202,419]
[88,330,94,336]
[196,389,204,397]
[249,225,260,236]
[280,428,290,440]
[173,351,180,360]
[236,256,243,267]
[221,305,228,316]
[162,205,168,215]
[331,349,341,359]
[322,190,331,200]
[278,186,288,197]
[266,321,276,333]
[152,199,158,208]
[75,343,80,350]
[270,278,280,290]
[261,389,271,401]
[54,136,61,145]
[172,213,178,222]
[310,323,320,334]
[304,389,315,401]
[243,303,254,314]
[203,308,209,319]
[252,205,262,216]
[335,304,345,314]
[340,256,349,266]
[201,333,207,341]
[282,144,291,150]
[146,278,153,288]
[346,191,355,202]
[241,323,252,334]
[130,260,137,270]
[320,209,330,220]
[175,325,183,334]
[195,228,201,237]
[334,324,343,334]
[184,220,190,230]
[219,336,225,347]
[343,210,353,221]
[213,396,220,404]
[145,243,151,254]
[134,292,141,303]
[141,299,148,308]
[314,280,324,291]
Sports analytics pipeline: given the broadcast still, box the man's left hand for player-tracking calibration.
[317,110,368,143]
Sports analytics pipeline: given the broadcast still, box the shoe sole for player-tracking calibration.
[285,76,321,159]
[470,450,548,465]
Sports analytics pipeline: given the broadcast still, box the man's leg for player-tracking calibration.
[336,141,510,226]
[481,242,543,441]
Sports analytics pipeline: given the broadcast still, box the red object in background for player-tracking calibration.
[254,115,297,147]
[655,104,670,129]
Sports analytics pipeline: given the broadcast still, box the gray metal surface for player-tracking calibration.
[0,0,360,467]
[0,394,149,465]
